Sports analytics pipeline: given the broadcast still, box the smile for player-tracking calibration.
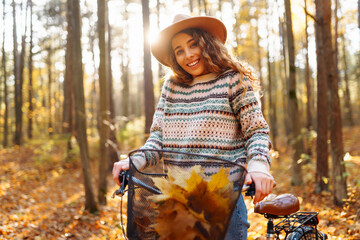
[187,59,200,67]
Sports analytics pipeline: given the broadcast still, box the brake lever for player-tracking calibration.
[111,170,129,198]
[242,182,256,197]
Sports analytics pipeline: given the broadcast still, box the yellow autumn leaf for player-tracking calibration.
[150,165,236,240]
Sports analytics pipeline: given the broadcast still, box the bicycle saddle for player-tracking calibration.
[254,193,299,216]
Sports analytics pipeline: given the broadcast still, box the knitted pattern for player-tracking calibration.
[137,70,271,173]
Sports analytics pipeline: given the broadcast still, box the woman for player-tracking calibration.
[113,14,274,239]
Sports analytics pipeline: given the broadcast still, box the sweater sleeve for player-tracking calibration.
[130,81,166,170]
[229,73,272,175]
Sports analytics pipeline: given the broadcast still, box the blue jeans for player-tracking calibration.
[225,194,250,240]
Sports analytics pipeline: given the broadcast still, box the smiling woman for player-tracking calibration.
[171,32,208,78]
[113,13,274,240]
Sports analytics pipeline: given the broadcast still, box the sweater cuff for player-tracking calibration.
[130,155,146,170]
[247,160,271,176]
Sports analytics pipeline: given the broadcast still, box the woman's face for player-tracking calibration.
[171,32,208,79]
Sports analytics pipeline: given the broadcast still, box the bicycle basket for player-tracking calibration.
[125,149,247,240]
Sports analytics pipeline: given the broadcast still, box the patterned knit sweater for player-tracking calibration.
[133,70,272,175]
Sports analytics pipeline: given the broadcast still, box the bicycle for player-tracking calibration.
[112,149,327,240]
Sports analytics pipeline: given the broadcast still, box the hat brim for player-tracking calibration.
[151,16,227,67]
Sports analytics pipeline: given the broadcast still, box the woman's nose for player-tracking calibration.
[184,48,193,59]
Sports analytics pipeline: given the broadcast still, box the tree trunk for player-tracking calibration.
[279,20,291,138]
[340,36,354,126]
[27,0,33,139]
[304,0,313,159]
[142,0,155,135]
[256,20,264,114]
[88,28,99,135]
[2,0,9,147]
[320,0,347,206]
[63,0,74,159]
[97,0,110,205]
[46,48,53,136]
[13,0,22,145]
[284,0,302,186]
[121,54,130,119]
[106,0,119,172]
[266,1,277,149]
[68,0,97,212]
[304,0,312,131]
[314,0,330,193]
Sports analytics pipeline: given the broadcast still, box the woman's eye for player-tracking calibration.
[176,50,183,55]
[190,42,198,48]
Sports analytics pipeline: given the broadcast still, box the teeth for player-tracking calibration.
[188,60,199,67]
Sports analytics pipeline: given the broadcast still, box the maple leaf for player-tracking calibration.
[149,166,236,240]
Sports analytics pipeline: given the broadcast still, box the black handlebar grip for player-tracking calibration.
[245,182,256,197]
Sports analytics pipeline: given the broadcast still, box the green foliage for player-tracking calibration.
[29,135,79,166]
[117,117,146,150]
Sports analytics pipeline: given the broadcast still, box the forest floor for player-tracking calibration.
[0,126,359,240]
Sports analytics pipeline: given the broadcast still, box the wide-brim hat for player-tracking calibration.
[150,14,227,67]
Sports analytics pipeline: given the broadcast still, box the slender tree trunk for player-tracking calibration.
[68,0,97,212]
[88,29,99,135]
[27,0,33,139]
[2,0,9,147]
[13,0,22,145]
[284,0,302,185]
[97,0,110,205]
[156,0,164,80]
[256,20,264,114]
[340,36,354,126]
[320,0,347,206]
[314,0,330,193]
[142,0,155,135]
[304,0,312,131]
[63,0,73,134]
[266,1,277,148]
[279,20,291,137]
[304,0,313,159]
[46,48,53,136]
[63,0,74,160]
[121,54,130,119]
[106,0,118,172]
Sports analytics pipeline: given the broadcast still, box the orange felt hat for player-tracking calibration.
[150,14,227,67]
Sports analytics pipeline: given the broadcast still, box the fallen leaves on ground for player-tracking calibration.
[0,125,359,239]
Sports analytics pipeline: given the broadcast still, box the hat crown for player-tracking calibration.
[172,14,191,24]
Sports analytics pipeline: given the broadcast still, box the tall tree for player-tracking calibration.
[97,0,110,205]
[314,0,330,193]
[68,0,97,212]
[63,0,74,158]
[13,0,22,145]
[106,0,119,172]
[141,0,155,135]
[46,47,53,136]
[266,0,277,149]
[317,0,347,206]
[27,0,33,139]
[2,0,9,147]
[340,35,354,126]
[304,0,312,131]
[284,0,302,185]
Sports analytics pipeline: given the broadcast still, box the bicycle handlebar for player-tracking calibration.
[113,170,256,198]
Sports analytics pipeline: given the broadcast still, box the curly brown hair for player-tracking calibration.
[167,28,260,90]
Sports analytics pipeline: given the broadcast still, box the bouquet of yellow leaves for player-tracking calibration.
[148,166,238,240]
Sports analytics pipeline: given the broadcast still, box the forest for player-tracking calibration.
[0,0,359,239]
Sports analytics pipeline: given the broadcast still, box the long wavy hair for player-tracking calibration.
[167,28,260,90]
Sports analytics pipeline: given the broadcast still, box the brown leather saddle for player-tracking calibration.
[254,193,300,217]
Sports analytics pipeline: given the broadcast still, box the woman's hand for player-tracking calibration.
[245,172,275,204]
[112,158,130,186]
